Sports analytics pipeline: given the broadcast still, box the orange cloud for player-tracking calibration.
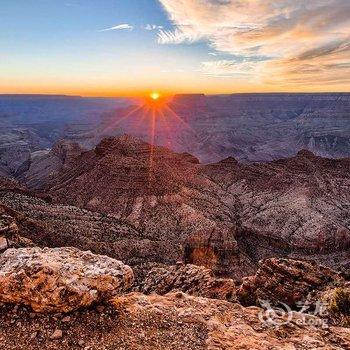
[158,0,350,88]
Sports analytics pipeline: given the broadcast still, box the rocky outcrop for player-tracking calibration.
[206,150,350,256]
[0,210,19,237]
[1,290,349,350]
[138,263,236,301]
[0,189,176,267]
[237,258,343,307]
[0,205,36,250]
[31,136,247,275]
[184,227,256,280]
[111,292,350,350]
[0,247,134,312]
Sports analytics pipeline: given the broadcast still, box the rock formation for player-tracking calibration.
[29,135,245,275]
[0,126,48,177]
[16,135,349,279]
[237,258,343,307]
[111,292,350,350]
[0,189,177,268]
[184,227,256,278]
[0,289,348,349]
[0,247,133,312]
[0,207,21,250]
[1,94,350,174]
[0,94,349,349]
[17,139,84,189]
[138,263,236,301]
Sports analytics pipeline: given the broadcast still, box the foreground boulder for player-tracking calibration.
[139,263,236,301]
[237,258,342,307]
[0,247,134,312]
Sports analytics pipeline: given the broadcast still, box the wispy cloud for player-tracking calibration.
[158,0,350,87]
[144,24,163,31]
[99,24,134,32]
[157,28,202,44]
[201,59,265,80]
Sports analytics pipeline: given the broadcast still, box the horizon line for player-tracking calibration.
[1,91,350,99]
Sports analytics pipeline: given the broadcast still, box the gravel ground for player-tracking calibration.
[0,302,207,350]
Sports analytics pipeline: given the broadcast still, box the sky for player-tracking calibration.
[0,0,349,96]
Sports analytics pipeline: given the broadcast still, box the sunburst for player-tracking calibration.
[150,91,160,100]
[98,91,196,186]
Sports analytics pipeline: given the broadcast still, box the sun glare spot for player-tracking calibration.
[150,92,160,100]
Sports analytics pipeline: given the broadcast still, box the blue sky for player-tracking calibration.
[1,0,349,95]
[0,0,213,96]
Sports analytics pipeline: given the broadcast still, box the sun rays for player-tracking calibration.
[96,92,193,187]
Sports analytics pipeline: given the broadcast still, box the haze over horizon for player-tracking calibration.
[1,0,350,97]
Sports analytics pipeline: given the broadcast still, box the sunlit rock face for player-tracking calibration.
[12,135,349,280]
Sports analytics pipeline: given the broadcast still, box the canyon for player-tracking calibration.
[1,93,349,178]
[2,135,349,281]
[0,94,349,349]
[91,93,350,163]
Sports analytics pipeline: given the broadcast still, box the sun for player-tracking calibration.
[150,92,160,100]
[143,91,168,109]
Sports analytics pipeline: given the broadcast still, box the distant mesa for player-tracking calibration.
[171,93,206,106]
[0,94,83,99]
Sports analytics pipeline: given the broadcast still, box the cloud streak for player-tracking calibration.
[157,28,202,44]
[158,0,350,87]
[99,24,134,32]
[201,60,257,77]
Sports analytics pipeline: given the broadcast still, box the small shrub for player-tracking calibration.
[329,288,350,315]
